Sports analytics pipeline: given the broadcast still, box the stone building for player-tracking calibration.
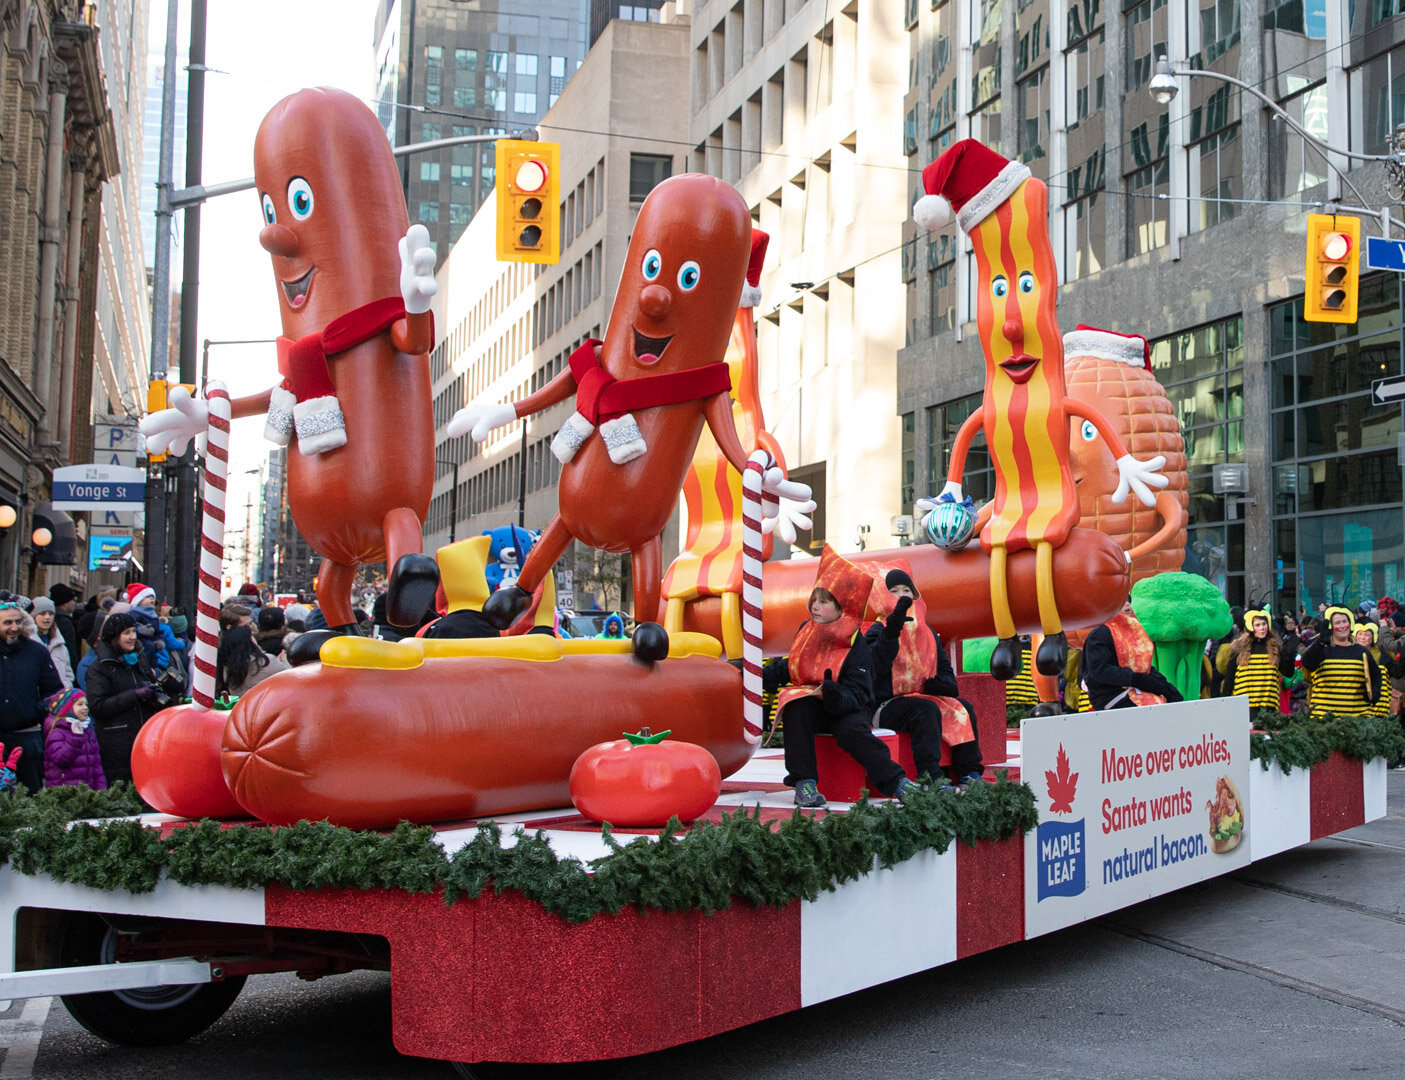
[0,0,148,597]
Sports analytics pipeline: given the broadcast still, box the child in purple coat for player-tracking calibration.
[42,689,107,790]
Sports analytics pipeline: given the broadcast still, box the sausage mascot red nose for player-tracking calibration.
[449,173,812,660]
[141,87,441,654]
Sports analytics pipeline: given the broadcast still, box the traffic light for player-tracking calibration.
[1304,213,1361,324]
[145,379,198,462]
[495,139,560,264]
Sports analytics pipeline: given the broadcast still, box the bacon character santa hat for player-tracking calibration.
[739,229,768,309]
[913,139,1031,234]
[1062,324,1153,372]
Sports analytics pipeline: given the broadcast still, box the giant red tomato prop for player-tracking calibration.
[569,728,721,827]
[133,702,246,819]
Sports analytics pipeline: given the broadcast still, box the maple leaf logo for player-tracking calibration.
[1045,743,1078,815]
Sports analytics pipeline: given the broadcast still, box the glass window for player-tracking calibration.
[902,413,916,511]
[454,86,476,108]
[419,161,440,182]
[421,122,442,141]
[1125,0,1168,91]
[456,49,477,75]
[1188,125,1241,232]
[417,200,439,222]
[515,91,537,113]
[1017,67,1049,171]
[1126,159,1169,257]
[516,54,538,76]
[629,153,672,202]
[451,164,473,187]
[1267,84,1327,201]
[490,89,507,111]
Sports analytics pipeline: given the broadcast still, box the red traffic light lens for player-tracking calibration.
[514,159,548,193]
[1321,232,1351,261]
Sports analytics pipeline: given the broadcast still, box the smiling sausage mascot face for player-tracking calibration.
[599,174,750,382]
[253,87,407,337]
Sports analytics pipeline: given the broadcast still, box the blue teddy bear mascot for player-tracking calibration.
[482,525,540,592]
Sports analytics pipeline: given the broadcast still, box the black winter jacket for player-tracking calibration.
[0,635,63,733]
[763,623,875,716]
[863,621,959,703]
[85,642,158,730]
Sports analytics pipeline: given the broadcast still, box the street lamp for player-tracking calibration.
[436,457,461,543]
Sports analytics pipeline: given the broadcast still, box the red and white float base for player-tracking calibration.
[0,698,1384,1066]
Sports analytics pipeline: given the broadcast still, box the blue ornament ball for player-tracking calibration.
[922,499,976,550]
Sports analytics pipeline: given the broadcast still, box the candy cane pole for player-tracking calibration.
[191,382,231,709]
[740,449,773,746]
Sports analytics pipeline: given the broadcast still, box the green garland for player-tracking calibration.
[0,776,1035,925]
[1249,707,1405,774]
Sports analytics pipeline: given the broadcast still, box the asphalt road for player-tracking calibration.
[10,773,1405,1080]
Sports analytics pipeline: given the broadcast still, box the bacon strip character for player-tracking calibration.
[912,140,1166,682]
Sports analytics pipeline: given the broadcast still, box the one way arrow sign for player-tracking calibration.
[1372,375,1405,406]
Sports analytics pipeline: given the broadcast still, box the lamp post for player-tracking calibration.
[436,457,461,543]
[1149,55,1405,228]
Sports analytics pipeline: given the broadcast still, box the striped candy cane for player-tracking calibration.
[740,449,773,745]
[191,382,231,709]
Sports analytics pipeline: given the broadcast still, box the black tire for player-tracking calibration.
[451,1060,625,1080]
[56,913,246,1047]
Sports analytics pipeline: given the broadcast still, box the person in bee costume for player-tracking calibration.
[1221,607,1297,714]
[1301,606,1382,718]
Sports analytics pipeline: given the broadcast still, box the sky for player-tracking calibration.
[148,0,383,574]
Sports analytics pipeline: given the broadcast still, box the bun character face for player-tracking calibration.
[253,87,408,333]
[600,174,750,379]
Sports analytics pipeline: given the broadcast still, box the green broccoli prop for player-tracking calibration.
[1130,573,1233,703]
[961,636,996,674]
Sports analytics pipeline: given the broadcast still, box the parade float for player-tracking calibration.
[0,111,1395,1078]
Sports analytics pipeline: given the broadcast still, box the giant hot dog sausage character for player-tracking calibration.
[912,140,1167,682]
[140,88,441,641]
[449,174,812,658]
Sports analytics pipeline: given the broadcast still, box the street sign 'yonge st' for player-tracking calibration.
[51,464,146,513]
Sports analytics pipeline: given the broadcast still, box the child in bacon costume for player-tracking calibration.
[762,549,913,808]
[864,569,983,789]
[1079,600,1182,710]
[913,140,1167,684]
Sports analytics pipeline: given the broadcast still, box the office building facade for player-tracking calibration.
[373,0,591,261]
[900,0,1405,613]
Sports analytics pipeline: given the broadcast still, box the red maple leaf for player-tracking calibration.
[1045,743,1078,814]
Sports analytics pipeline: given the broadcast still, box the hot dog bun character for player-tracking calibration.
[449,175,812,658]
[912,140,1166,682]
[140,88,441,640]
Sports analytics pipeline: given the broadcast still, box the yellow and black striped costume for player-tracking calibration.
[1005,646,1039,707]
[1222,643,1288,712]
[1302,640,1381,718]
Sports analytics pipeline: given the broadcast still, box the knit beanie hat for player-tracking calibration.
[101,612,137,643]
[168,614,189,636]
[30,597,55,615]
[125,583,155,607]
[884,568,918,597]
[48,583,77,606]
[45,688,86,718]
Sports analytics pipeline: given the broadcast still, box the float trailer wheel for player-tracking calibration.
[56,913,246,1047]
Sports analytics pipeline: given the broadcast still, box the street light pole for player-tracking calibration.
[435,458,460,543]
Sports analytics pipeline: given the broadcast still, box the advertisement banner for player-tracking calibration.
[87,533,133,571]
[1023,698,1251,939]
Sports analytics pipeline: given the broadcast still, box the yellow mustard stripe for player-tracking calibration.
[321,631,724,669]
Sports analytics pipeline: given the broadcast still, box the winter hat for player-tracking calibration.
[168,613,189,636]
[48,583,77,606]
[125,583,155,607]
[884,568,918,598]
[913,138,1031,234]
[44,688,86,719]
[740,229,769,308]
[238,583,262,599]
[30,597,55,615]
[1063,324,1153,372]
[100,611,137,643]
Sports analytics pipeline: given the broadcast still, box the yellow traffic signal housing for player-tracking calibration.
[145,379,197,462]
[1304,213,1361,324]
[495,139,560,264]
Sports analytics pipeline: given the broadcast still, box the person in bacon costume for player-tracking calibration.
[912,140,1168,683]
[1079,599,1182,710]
[864,569,984,791]
[761,548,913,808]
